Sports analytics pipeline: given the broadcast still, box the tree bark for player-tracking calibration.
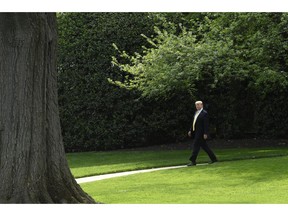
[0,13,96,203]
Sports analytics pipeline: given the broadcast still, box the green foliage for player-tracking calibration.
[57,13,155,151]
[113,26,200,99]
[112,12,288,139]
[58,12,288,152]
[254,69,288,137]
[213,13,288,138]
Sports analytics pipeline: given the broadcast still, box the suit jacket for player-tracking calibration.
[190,109,209,140]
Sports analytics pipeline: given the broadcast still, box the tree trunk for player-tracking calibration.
[0,13,96,203]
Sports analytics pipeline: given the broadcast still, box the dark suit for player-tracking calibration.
[189,109,217,164]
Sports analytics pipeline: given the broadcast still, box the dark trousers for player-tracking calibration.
[189,138,217,164]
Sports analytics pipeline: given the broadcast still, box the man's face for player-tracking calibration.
[195,103,203,110]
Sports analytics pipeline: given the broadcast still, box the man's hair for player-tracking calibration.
[195,101,203,105]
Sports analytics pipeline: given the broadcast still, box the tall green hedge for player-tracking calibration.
[57,13,288,152]
[57,13,194,152]
[57,13,155,151]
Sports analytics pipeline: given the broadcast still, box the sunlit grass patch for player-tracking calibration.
[81,156,288,204]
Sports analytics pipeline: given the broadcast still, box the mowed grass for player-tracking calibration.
[67,146,288,203]
[67,147,288,178]
[80,156,288,204]
[67,150,189,178]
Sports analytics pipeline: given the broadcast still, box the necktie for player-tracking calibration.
[192,111,200,131]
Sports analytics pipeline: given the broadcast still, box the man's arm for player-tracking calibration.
[203,112,209,139]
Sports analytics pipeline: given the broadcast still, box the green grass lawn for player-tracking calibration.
[66,146,288,203]
[67,147,288,178]
[80,156,288,204]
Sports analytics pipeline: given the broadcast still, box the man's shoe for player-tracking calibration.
[187,162,196,166]
[208,160,218,164]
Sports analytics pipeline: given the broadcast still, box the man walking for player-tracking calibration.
[187,101,218,166]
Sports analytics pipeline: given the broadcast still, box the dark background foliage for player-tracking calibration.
[57,12,288,152]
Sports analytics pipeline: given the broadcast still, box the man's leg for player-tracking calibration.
[189,141,201,164]
[201,141,217,162]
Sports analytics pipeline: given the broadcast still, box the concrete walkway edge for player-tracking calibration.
[76,163,209,184]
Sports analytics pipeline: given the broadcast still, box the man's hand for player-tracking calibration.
[203,134,208,140]
[188,131,191,137]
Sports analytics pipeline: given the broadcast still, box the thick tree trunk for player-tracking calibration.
[0,13,96,203]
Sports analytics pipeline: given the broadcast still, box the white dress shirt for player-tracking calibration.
[192,108,203,131]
